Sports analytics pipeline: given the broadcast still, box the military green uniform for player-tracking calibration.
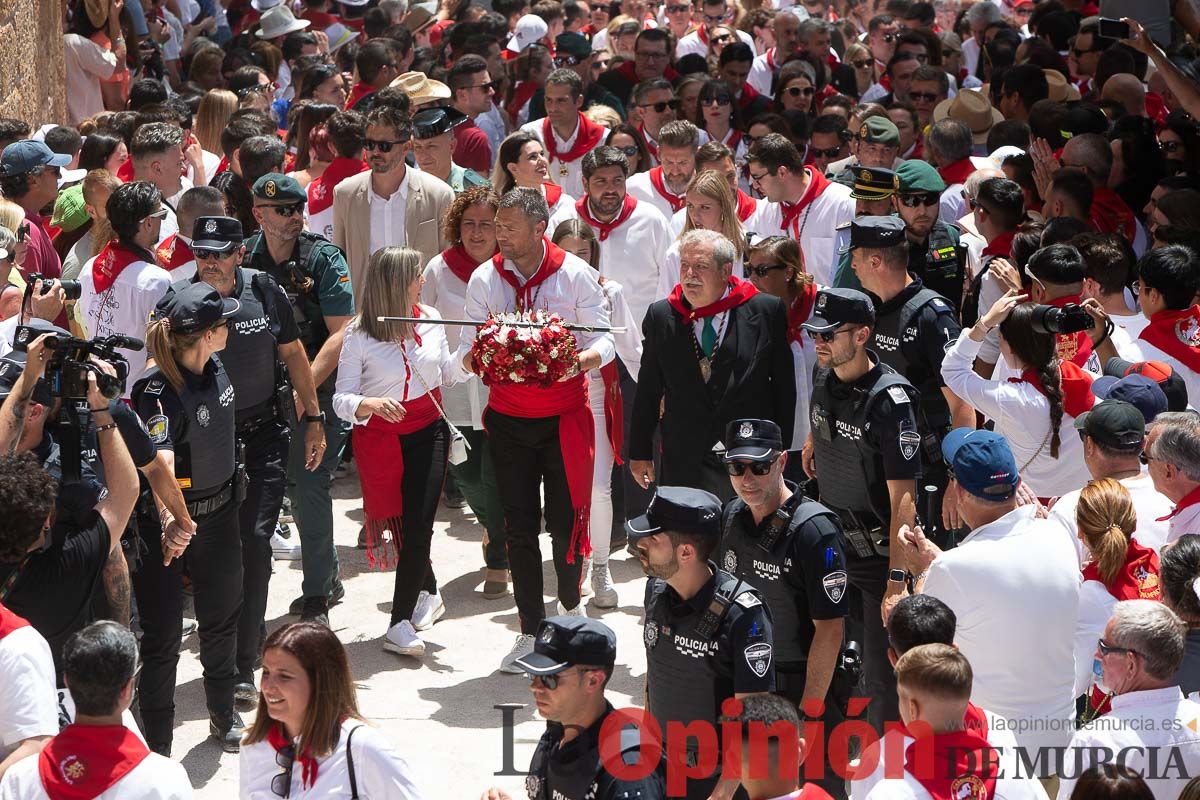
[447,163,491,193]
[892,160,968,310]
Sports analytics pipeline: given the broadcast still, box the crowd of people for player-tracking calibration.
[4,0,1200,795]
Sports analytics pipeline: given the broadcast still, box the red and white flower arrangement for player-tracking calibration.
[470,310,579,387]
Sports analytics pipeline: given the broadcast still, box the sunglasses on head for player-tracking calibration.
[259,201,305,218]
[810,145,842,159]
[724,457,778,476]
[784,86,815,98]
[806,326,856,342]
[640,99,680,113]
[909,91,940,102]
[745,263,788,278]
[898,192,940,208]
[364,138,408,153]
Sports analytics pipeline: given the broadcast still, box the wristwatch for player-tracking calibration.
[305,412,326,424]
[887,568,908,585]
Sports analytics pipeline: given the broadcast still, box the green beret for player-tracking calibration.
[251,172,306,203]
[894,159,946,194]
[857,116,901,147]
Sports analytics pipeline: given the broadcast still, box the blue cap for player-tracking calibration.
[1091,374,1168,425]
[941,428,1019,501]
[0,140,72,177]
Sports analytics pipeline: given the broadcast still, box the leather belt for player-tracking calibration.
[236,397,280,435]
[186,478,235,517]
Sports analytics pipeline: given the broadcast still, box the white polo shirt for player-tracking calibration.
[0,748,191,799]
[922,504,1081,756]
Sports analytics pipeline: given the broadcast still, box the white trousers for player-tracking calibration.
[588,375,614,566]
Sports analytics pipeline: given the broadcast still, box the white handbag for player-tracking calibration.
[409,357,472,466]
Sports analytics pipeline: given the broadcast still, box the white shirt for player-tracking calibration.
[789,335,816,451]
[1166,498,1200,546]
[422,253,489,428]
[477,104,508,160]
[1056,687,1200,800]
[451,244,615,384]
[78,254,173,391]
[519,118,602,199]
[962,35,983,82]
[625,169,685,223]
[754,181,857,286]
[63,34,119,127]
[599,278,642,381]
[675,28,755,60]
[1048,474,1172,568]
[748,49,777,97]
[333,309,455,425]
[239,720,426,800]
[0,626,57,764]
[923,504,1081,755]
[0,748,191,800]
[940,184,967,226]
[941,331,1094,498]
[656,239,744,303]
[547,188,578,232]
[368,169,410,257]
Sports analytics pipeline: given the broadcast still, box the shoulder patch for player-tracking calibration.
[734,591,762,609]
[887,385,910,405]
[147,414,168,444]
[744,641,772,677]
[930,298,954,313]
[144,380,164,396]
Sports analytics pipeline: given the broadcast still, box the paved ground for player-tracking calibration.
[175,465,651,798]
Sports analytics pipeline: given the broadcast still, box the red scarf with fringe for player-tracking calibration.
[647,167,686,212]
[667,276,758,323]
[1140,306,1200,373]
[38,725,150,800]
[544,113,606,164]
[91,240,150,294]
[905,730,998,800]
[1008,360,1095,418]
[442,244,490,286]
[575,195,638,241]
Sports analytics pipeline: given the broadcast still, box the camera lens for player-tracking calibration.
[60,281,82,302]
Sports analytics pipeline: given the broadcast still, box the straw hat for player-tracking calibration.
[933,89,1005,145]
[1043,69,1082,103]
[390,72,452,106]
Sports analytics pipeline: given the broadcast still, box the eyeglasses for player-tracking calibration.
[615,145,640,157]
[1097,638,1140,658]
[639,99,680,113]
[364,138,408,152]
[810,146,842,159]
[910,91,940,103]
[194,248,233,260]
[554,54,583,67]
[881,33,896,42]
[702,94,733,106]
[724,457,779,476]
[146,208,169,220]
[258,202,306,218]
[898,192,940,208]
[1161,140,1184,153]
[851,58,873,69]
[745,263,788,278]
[271,742,295,797]
[806,326,857,342]
[748,168,775,183]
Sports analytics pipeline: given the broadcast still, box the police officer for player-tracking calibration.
[160,215,324,705]
[132,281,244,754]
[630,486,775,800]
[412,107,491,193]
[892,160,967,309]
[832,166,900,292]
[716,419,849,799]
[848,216,970,547]
[800,289,920,735]
[479,616,665,800]
[241,173,355,625]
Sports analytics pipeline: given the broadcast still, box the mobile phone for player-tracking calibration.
[1098,17,1131,40]
[16,223,28,243]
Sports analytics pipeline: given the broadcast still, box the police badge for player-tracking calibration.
[898,429,921,461]
[738,421,754,439]
[723,549,738,572]
[644,619,659,649]
[196,404,212,427]
[743,642,772,678]
[205,219,218,234]
[525,772,544,800]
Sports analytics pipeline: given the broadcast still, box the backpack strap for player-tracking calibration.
[346,724,364,799]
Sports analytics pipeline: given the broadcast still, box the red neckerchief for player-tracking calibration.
[0,600,30,639]
[1161,483,1200,522]
[647,167,686,212]
[442,244,491,286]
[780,167,831,236]
[575,194,638,241]
[938,158,976,186]
[905,730,998,800]
[751,786,835,800]
[155,234,194,272]
[265,723,322,792]
[1090,186,1137,243]
[1082,539,1162,600]
[815,84,838,114]
[639,123,659,162]
[736,189,757,223]
[766,48,778,70]
[1008,360,1095,418]
[215,155,229,175]
[307,156,368,215]
[738,82,761,114]
[1147,92,1169,126]
[543,113,606,164]
[722,128,743,150]
[38,725,151,800]
[92,240,150,294]
[344,81,375,111]
[667,276,758,323]
[543,182,563,207]
[492,238,568,309]
[1045,294,1095,368]
[508,81,540,126]
[981,230,1016,258]
[963,702,989,738]
[116,158,135,182]
[1139,305,1200,373]
[787,282,819,343]
[696,25,710,44]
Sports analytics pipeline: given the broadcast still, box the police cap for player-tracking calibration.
[412,107,469,140]
[514,616,617,675]
[626,486,722,541]
[192,216,244,253]
[802,288,876,333]
[251,172,306,203]
[856,116,900,147]
[843,216,906,252]
[723,419,784,462]
[849,167,898,201]
[154,281,240,335]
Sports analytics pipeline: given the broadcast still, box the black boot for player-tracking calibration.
[209,710,246,753]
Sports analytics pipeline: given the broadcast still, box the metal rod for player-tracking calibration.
[375,316,627,333]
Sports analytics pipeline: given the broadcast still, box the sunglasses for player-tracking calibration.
[704,12,729,22]
[882,33,896,42]
[271,742,295,797]
[724,458,778,476]
[784,86,815,98]
[1139,450,1156,465]
[465,80,497,92]
[712,33,734,44]
[1097,638,1140,658]
[146,208,169,220]
[810,146,842,159]
[745,263,788,278]
[615,145,640,157]
[238,82,275,98]
[554,54,583,67]
[851,58,873,68]
[898,192,940,207]
[527,667,593,689]
[910,91,940,103]
[194,248,234,260]
[259,202,305,217]
[640,99,681,113]
[702,94,733,106]
[806,326,856,342]
[364,138,408,152]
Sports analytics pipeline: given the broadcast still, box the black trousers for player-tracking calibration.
[132,498,243,752]
[236,421,290,681]
[388,419,447,625]
[843,553,897,734]
[485,409,583,634]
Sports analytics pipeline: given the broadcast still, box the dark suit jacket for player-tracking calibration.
[630,293,796,489]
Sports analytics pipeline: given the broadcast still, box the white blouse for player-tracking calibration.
[422,254,489,428]
[332,307,457,426]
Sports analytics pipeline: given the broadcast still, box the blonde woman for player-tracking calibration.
[333,247,455,659]
[656,170,746,298]
[195,90,239,155]
[844,42,876,100]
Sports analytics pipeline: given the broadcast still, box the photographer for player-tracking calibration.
[0,275,69,361]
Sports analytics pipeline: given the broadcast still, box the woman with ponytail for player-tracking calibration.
[942,289,1095,499]
[1073,478,1162,719]
[1161,534,1200,695]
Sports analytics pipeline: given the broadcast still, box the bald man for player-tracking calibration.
[1101,73,1147,117]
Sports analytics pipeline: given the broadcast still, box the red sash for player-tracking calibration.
[508,81,540,126]
[492,238,568,308]
[155,234,194,273]
[442,244,490,286]
[736,190,757,223]
[648,167,686,213]
[667,276,758,323]
[543,113,606,165]
[353,391,442,569]
[0,600,30,639]
[1008,361,1095,418]
[91,240,149,294]
[38,725,151,800]
[780,167,831,237]
[543,182,563,208]
[575,195,638,241]
[1090,186,1137,243]
[344,81,375,111]
[1139,306,1200,374]
[1161,483,1200,522]
[787,282,818,344]
[905,730,998,800]
[266,723,321,791]
[600,361,624,465]
[1046,294,1095,368]
[938,157,975,187]
[1082,539,1162,600]
[307,157,367,215]
[981,231,1015,259]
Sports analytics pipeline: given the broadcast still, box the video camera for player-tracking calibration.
[1028,303,1093,336]
[11,327,142,400]
[26,272,82,302]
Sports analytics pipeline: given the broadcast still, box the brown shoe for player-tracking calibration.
[482,569,509,599]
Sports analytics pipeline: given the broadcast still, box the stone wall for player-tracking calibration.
[0,0,67,127]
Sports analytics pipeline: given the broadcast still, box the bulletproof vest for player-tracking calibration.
[718,498,837,664]
[526,718,648,800]
[871,286,953,432]
[133,361,236,497]
[962,255,1001,329]
[911,223,965,307]
[245,232,333,359]
[810,364,915,520]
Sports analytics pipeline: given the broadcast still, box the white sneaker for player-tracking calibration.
[271,531,302,561]
[412,590,446,631]
[580,558,594,597]
[382,620,425,657]
[499,634,536,674]
[590,562,618,609]
[181,617,198,642]
[556,601,587,617]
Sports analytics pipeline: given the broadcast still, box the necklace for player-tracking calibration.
[690,313,728,382]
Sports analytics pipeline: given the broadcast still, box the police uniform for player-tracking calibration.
[631,487,775,800]
[894,160,967,309]
[160,215,303,699]
[716,419,849,798]
[831,167,899,292]
[413,108,491,193]
[515,617,665,800]
[131,282,244,754]
[802,289,921,734]
[241,173,355,616]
